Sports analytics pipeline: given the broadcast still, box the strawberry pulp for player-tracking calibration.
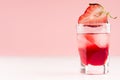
[78,44,108,65]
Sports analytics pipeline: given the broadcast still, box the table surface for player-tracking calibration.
[0,56,120,80]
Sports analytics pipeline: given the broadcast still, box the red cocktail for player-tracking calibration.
[77,24,110,74]
[78,33,109,66]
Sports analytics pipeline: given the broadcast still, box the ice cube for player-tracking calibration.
[77,34,93,48]
[94,34,109,47]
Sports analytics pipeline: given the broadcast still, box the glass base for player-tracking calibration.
[80,64,109,75]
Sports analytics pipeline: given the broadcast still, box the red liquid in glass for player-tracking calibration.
[77,33,109,66]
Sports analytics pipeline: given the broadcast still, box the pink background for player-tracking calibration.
[0,0,119,56]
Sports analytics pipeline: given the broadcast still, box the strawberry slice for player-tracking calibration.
[85,34,95,43]
[78,3,109,26]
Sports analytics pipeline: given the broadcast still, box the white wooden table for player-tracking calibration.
[0,56,119,80]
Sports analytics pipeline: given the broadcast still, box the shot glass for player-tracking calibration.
[76,23,110,75]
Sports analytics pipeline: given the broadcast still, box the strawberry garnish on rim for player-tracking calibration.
[78,3,112,26]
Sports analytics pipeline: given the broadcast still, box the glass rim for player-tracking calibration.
[76,23,110,34]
